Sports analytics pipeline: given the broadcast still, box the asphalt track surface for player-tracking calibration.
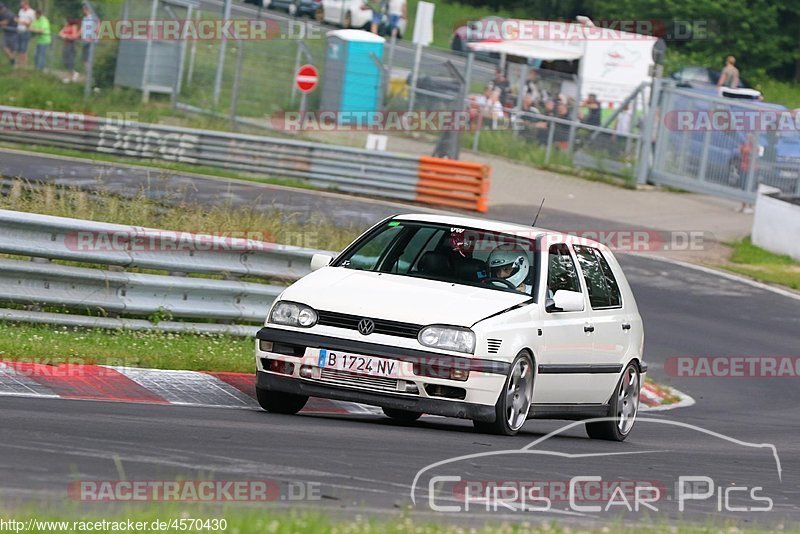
[1,149,799,526]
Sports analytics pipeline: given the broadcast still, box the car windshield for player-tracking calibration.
[333,220,536,295]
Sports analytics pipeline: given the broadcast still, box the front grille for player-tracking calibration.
[487,339,502,354]
[317,310,422,339]
[317,368,399,393]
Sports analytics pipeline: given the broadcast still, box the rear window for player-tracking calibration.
[573,246,622,309]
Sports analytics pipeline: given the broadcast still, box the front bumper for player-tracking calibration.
[257,371,497,422]
[255,326,507,421]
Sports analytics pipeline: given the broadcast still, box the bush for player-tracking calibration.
[92,41,118,88]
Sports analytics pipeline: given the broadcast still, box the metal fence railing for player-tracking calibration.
[0,209,336,336]
[651,84,800,202]
[0,104,490,211]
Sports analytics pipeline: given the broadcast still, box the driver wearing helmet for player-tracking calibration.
[487,247,531,293]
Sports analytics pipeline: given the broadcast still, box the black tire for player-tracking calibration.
[473,351,534,436]
[585,362,640,441]
[382,407,422,422]
[256,387,308,415]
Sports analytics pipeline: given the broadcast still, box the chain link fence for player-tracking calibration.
[651,84,800,202]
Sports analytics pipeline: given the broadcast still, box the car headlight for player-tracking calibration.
[269,301,318,328]
[418,325,476,354]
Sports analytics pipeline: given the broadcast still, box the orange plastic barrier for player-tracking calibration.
[416,157,491,213]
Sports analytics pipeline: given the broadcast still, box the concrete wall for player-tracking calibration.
[752,185,800,261]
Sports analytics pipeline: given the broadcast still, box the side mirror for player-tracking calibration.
[546,290,584,312]
[310,253,333,272]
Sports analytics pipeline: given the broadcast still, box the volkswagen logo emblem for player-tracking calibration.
[357,318,375,336]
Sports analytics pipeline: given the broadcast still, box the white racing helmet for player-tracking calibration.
[488,247,530,288]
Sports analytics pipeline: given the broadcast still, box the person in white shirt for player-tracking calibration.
[15,0,35,67]
[79,3,98,75]
[386,0,405,38]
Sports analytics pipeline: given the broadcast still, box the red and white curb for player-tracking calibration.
[0,361,691,414]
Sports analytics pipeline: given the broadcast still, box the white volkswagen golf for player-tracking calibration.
[255,214,646,439]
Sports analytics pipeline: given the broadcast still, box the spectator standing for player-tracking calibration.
[524,68,547,109]
[29,8,50,71]
[490,68,510,106]
[59,18,80,82]
[15,0,35,67]
[534,98,556,144]
[717,55,740,89]
[80,3,98,74]
[554,99,571,150]
[612,103,633,156]
[0,3,18,65]
[581,93,601,127]
[386,0,404,38]
[368,0,384,34]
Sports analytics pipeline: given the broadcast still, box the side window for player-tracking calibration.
[344,224,403,271]
[574,246,621,309]
[547,243,581,298]
[594,249,622,308]
[397,227,444,273]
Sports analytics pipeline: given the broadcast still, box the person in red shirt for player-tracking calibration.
[58,18,80,82]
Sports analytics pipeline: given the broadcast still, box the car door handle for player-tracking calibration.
[584,324,595,333]
[622,323,632,331]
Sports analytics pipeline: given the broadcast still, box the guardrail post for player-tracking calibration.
[744,134,759,197]
[545,121,555,165]
[697,129,712,183]
[229,40,245,131]
[635,77,662,186]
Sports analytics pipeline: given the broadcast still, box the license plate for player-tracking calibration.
[318,349,400,378]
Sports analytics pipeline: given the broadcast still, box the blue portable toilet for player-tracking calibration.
[321,30,385,124]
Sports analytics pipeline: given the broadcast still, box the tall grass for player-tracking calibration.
[0,180,361,252]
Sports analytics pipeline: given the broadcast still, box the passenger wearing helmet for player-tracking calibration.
[487,247,531,293]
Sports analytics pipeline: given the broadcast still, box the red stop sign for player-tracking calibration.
[295,64,319,93]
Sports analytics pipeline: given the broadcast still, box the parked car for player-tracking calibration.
[255,214,646,439]
[670,66,752,90]
[314,0,404,36]
[263,0,321,18]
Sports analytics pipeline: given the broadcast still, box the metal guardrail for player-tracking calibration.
[0,209,337,336]
[0,210,322,280]
[0,105,490,212]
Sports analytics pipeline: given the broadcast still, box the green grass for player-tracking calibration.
[0,179,361,252]
[750,78,800,110]
[720,237,800,290]
[462,129,635,187]
[1,505,796,534]
[0,323,254,372]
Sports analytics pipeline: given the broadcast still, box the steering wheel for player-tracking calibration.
[483,277,516,290]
